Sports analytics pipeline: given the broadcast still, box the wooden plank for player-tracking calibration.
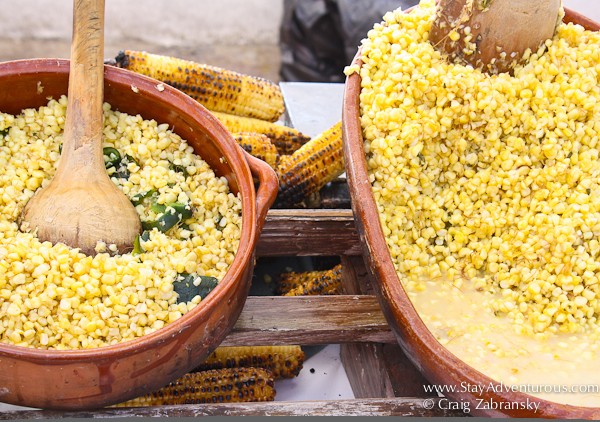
[338,256,435,399]
[342,254,374,296]
[221,295,396,346]
[340,343,395,399]
[340,255,366,296]
[256,209,362,257]
[340,256,395,398]
[0,398,466,418]
[381,343,436,398]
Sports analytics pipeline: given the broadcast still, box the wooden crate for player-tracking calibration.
[0,209,465,419]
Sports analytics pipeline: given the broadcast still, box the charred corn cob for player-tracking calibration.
[277,269,323,295]
[213,111,310,155]
[114,50,285,122]
[195,345,305,379]
[233,132,280,168]
[282,264,343,297]
[113,367,275,407]
[275,121,344,207]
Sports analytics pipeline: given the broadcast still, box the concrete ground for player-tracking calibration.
[0,0,597,84]
[0,39,282,83]
[0,0,283,82]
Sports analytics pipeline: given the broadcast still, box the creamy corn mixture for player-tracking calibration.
[352,0,600,336]
[0,96,242,350]
[348,0,600,405]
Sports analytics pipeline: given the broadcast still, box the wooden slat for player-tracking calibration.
[340,343,396,399]
[341,255,374,295]
[221,295,396,346]
[381,343,436,398]
[0,398,466,418]
[256,209,362,257]
[340,256,395,398]
[339,256,435,399]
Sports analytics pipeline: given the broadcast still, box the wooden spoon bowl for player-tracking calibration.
[429,0,562,74]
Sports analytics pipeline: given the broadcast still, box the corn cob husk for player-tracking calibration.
[233,132,280,168]
[113,367,275,407]
[213,111,310,155]
[281,264,343,297]
[114,50,285,122]
[275,121,344,208]
[195,345,305,379]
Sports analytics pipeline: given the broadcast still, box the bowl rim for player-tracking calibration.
[0,58,258,361]
[342,6,600,418]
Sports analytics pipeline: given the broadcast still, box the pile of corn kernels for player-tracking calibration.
[0,96,242,349]
[352,0,600,335]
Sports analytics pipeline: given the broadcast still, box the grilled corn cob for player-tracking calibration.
[275,121,343,207]
[114,50,285,122]
[282,264,343,297]
[113,367,275,407]
[213,111,310,155]
[233,132,280,168]
[277,269,325,295]
[195,345,305,379]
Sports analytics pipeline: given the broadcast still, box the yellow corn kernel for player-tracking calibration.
[232,132,280,168]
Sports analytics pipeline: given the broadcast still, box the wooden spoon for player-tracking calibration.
[429,0,562,74]
[21,0,141,255]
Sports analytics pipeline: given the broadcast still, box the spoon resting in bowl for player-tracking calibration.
[21,0,141,255]
[429,0,562,74]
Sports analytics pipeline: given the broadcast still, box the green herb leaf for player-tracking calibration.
[132,235,144,256]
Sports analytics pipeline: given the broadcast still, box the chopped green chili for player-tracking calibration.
[173,273,219,303]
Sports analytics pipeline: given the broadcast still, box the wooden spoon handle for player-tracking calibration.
[61,0,105,171]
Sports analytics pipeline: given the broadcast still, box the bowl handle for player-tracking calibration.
[242,150,279,232]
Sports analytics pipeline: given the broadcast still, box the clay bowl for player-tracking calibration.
[343,7,600,419]
[0,59,278,410]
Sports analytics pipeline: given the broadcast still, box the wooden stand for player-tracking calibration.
[0,209,466,418]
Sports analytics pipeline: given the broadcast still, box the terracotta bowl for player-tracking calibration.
[343,8,600,419]
[0,59,278,410]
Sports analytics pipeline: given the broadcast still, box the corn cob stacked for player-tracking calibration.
[275,122,344,208]
[113,50,310,157]
[113,51,346,207]
[277,264,343,296]
[213,111,310,156]
[195,345,305,379]
[113,367,275,407]
[113,345,305,407]
[114,50,284,122]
